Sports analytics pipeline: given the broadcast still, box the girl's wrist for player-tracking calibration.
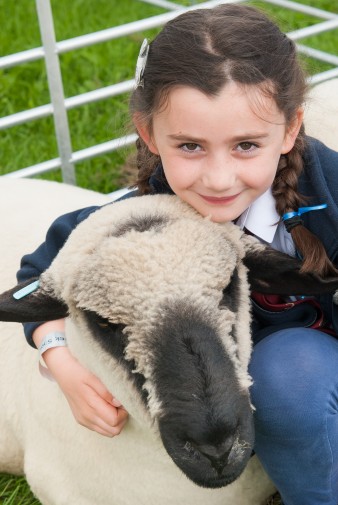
[32,319,65,348]
[39,331,67,357]
[42,344,72,366]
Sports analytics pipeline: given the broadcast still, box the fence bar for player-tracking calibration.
[288,18,338,41]
[0,104,53,130]
[65,80,135,108]
[4,158,62,179]
[35,0,76,185]
[138,0,183,10]
[71,134,138,163]
[297,44,338,67]
[263,0,337,20]
[3,133,138,179]
[0,81,135,130]
[308,67,338,85]
[0,47,45,70]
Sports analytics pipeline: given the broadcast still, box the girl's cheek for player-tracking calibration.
[165,166,196,188]
[245,160,279,188]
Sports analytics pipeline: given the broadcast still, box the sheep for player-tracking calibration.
[304,77,338,152]
[1,177,338,505]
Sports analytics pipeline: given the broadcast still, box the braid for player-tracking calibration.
[273,128,306,214]
[135,137,160,195]
[272,128,338,277]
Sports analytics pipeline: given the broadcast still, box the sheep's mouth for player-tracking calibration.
[159,417,254,489]
[163,438,253,489]
[186,467,247,489]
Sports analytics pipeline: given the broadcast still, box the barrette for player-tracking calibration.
[134,38,150,89]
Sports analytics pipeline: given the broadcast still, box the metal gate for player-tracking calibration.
[1,0,337,187]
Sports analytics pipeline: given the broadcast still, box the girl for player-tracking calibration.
[17,4,338,504]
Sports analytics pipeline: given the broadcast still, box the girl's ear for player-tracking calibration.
[133,113,159,155]
[281,107,304,154]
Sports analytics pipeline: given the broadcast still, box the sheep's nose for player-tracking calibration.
[195,437,235,475]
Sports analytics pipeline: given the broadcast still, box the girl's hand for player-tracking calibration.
[33,321,128,437]
[43,347,129,437]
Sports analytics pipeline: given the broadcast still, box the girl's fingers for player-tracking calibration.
[76,388,129,436]
[47,351,128,436]
[84,372,123,409]
[94,412,127,437]
[86,407,129,437]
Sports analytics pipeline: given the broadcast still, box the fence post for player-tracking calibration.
[35,0,76,185]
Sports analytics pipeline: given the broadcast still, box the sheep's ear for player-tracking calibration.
[243,246,338,295]
[0,279,68,323]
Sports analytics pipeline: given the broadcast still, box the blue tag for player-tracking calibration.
[282,203,327,221]
[13,280,40,300]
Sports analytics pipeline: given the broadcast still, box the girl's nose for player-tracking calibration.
[201,155,237,192]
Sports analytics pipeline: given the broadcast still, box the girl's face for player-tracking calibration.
[136,82,303,223]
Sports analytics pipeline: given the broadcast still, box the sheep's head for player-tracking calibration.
[1,194,338,489]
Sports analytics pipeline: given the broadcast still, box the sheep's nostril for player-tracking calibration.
[199,446,232,475]
[191,437,235,475]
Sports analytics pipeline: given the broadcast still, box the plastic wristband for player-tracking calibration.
[39,331,67,358]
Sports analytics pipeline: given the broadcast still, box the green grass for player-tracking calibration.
[0,0,337,503]
[0,474,40,505]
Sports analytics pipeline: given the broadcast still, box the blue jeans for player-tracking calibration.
[249,328,338,505]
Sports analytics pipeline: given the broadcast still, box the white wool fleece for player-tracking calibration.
[41,194,258,408]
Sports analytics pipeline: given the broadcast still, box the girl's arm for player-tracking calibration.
[17,206,100,346]
[18,204,129,436]
[34,320,128,437]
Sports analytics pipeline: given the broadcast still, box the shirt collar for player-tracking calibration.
[236,188,279,243]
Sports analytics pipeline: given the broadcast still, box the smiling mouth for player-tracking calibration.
[199,194,240,204]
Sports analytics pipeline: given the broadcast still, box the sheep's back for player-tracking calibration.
[0,178,111,474]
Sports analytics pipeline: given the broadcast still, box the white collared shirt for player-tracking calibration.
[236,188,296,257]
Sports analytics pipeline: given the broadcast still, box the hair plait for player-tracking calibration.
[273,129,338,276]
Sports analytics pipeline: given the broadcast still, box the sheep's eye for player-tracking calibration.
[97,320,110,329]
[84,310,125,335]
[96,316,114,329]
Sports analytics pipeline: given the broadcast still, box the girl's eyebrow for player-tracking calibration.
[168,132,270,142]
[168,133,206,143]
[231,133,270,141]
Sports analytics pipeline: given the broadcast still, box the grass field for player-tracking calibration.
[0,0,337,503]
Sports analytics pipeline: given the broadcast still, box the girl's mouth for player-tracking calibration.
[199,193,240,205]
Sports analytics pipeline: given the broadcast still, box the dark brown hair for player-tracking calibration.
[130,3,337,277]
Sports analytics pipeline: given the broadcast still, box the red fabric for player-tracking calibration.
[251,292,335,335]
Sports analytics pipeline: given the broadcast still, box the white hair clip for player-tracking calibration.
[134,38,150,89]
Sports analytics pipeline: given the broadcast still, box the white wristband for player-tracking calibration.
[39,331,67,358]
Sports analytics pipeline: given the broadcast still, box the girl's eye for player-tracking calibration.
[236,142,258,153]
[180,143,201,152]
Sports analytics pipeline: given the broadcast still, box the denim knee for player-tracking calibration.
[249,328,338,505]
[249,328,338,439]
